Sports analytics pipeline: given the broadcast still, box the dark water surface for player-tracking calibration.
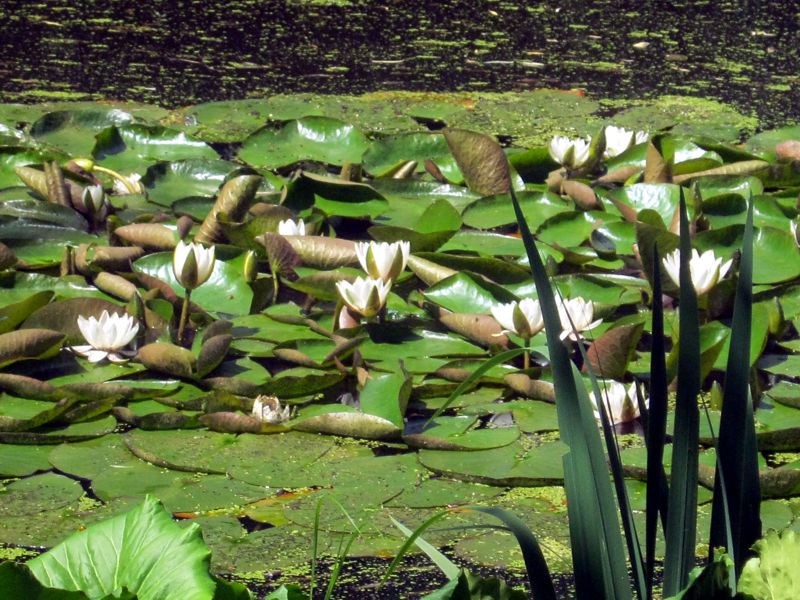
[1,0,798,126]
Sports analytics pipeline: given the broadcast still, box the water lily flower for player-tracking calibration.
[355,240,410,282]
[491,298,544,339]
[604,125,649,158]
[252,395,292,424]
[557,296,602,341]
[173,240,216,291]
[336,276,391,318]
[277,218,306,236]
[72,310,139,363]
[589,380,642,424]
[662,248,733,296]
[548,135,591,169]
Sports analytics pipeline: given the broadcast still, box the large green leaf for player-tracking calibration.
[27,495,220,600]
[93,125,219,174]
[362,132,461,180]
[238,116,369,168]
[141,158,242,206]
[30,109,134,156]
[461,191,569,230]
[133,250,254,316]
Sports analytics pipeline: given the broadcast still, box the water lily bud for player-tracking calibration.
[336,276,391,318]
[662,248,732,296]
[82,184,107,218]
[491,298,544,339]
[354,240,410,282]
[173,240,215,290]
[243,250,258,283]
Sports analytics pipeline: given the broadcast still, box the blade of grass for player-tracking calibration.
[391,516,461,581]
[662,190,701,596]
[511,186,631,600]
[644,246,670,597]
[425,348,524,425]
[709,194,761,572]
[381,510,452,588]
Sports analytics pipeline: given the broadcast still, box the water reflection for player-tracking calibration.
[0,0,797,125]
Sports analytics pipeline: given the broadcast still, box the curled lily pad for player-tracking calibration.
[0,328,65,367]
[138,342,197,379]
[292,404,401,440]
[114,223,177,250]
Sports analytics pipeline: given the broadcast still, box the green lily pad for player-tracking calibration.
[133,250,254,316]
[30,108,134,156]
[419,440,567,486]
[238,116,369,168]
[141,158,241,206]
[462,191,569,230]
[362,132,461,180]
[0,472,83,517]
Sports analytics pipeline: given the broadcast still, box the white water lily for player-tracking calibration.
[548,135,591,169]
[112,172,144,195]
[604,125,649,158]
[557,296,602,341]
[491,298,544,339]
[355,240,410,282]
[662,248,733,296]
[277,218,306,236]
[336,276,391,318]
[252,395,292,424]
[173,240,216,290]
[72,310,139,363]
[589,380,642,424]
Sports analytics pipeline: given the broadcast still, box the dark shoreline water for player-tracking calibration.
[1,0,799,127]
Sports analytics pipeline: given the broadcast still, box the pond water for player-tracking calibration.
[1,0,798,126]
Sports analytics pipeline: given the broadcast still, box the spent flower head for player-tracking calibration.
[252,395,292,424]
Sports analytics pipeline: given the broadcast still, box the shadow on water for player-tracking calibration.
[0,0,798,126]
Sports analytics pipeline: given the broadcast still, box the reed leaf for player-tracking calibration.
[663,190,701,595]
[709,194,762,571]
[511,187,631,600]
[644,247,670,596]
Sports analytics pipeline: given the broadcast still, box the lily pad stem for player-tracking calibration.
[178,289,191,346]
[92,165,139,194]
[523,348,530,371]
